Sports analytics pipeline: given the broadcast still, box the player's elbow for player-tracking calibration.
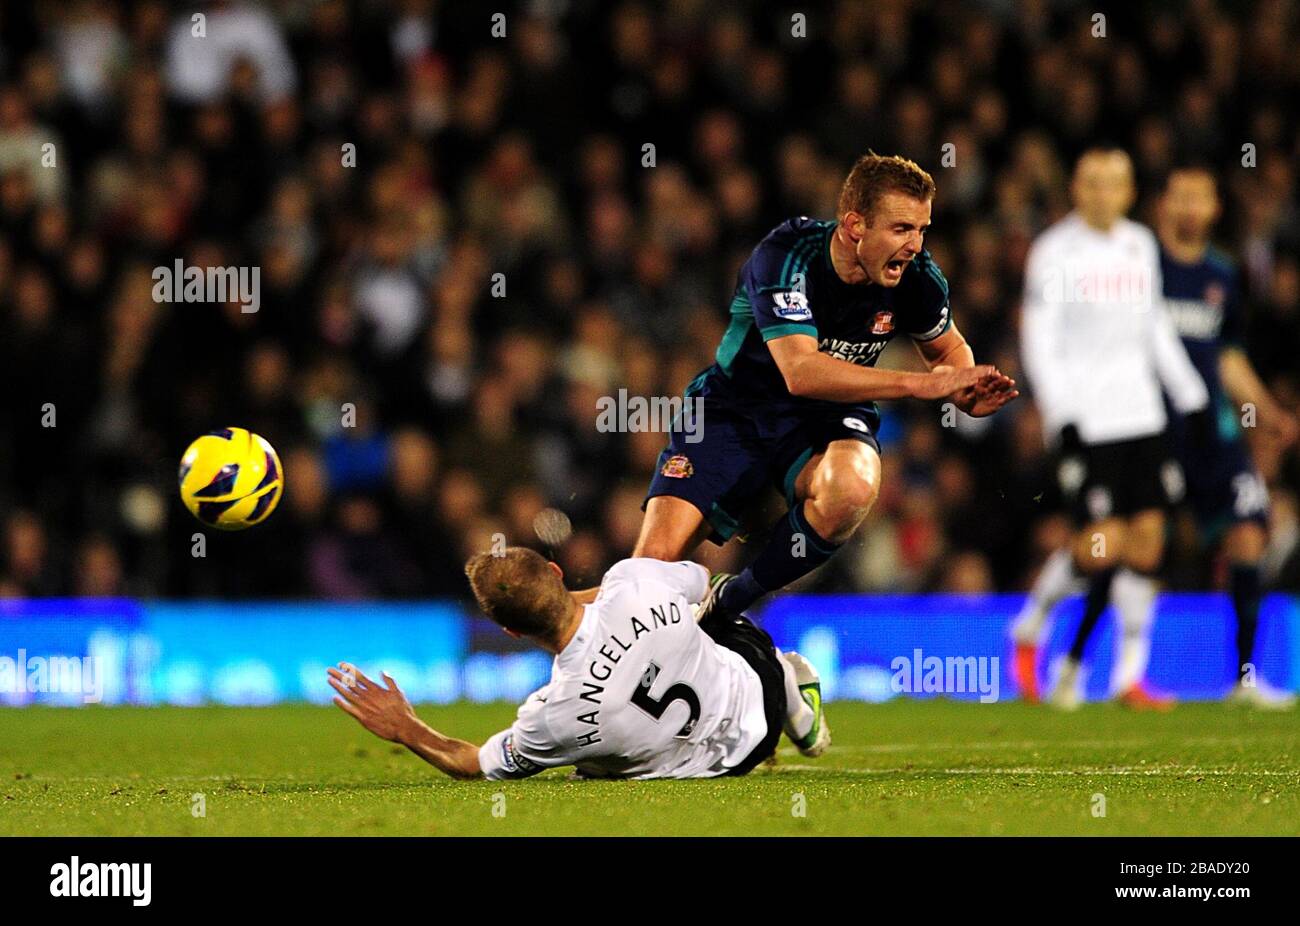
[779,360,811,398]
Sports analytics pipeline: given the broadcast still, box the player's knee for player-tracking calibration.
[839,475,879,516]
[1224,521,1266,563]
[1075,525,1124,572]
[1122,514,1165,573]
[813,474,878,538]
[1124,542,1163,575]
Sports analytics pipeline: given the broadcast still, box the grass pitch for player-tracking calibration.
[2,700,1297,836]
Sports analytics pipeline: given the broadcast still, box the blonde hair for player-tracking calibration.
[838,153,936,223]
[464,546,571,637]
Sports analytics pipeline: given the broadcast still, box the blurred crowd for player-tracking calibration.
[1,0,1298,601]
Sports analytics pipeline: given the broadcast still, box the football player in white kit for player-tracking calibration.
[1011,147,1210,710]
[328,547,829,780]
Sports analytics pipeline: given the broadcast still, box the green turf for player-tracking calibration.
[2,701,1298,835]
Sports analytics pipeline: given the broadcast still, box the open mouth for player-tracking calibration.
[883,258,910,278]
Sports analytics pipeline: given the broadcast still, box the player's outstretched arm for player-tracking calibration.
[328,663,483,780]
[767,332,998,403]
[914,324,1019,417]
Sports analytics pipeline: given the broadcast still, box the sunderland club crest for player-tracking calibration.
[660,454,694,478]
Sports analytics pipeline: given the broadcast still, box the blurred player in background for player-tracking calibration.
[331,549,829,779]
[586,154,1017,621]
[1012,148,1209,710]
[1150,167,1296,705]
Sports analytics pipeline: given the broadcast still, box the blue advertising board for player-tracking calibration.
[0,594,1295,705]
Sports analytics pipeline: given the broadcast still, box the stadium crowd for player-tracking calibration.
[1,0,1298,600]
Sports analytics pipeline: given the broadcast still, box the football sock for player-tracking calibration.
[1230,563,1262,680]
[1112,568,1159,694]
[1011,547,1083,644]
[718,501,841,613]
[1067,567,1116,662]
[777,651,816,741]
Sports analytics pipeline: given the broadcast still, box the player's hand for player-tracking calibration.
[950,368,1019,417]
[328,663,420,745]
[913,364,997,401]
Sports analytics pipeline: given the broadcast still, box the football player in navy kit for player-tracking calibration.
[1156,166,1298,706]
[578,154,1018,618]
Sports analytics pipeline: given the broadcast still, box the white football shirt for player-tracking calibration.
[1020,212,1208,445]
[478,558,770,780]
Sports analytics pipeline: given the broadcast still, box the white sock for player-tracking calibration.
[1111,569,1158,694]
[1011,548,1083,645]
[777,651,815,741]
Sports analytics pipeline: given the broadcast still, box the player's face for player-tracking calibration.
[1160,172,1219,242]
[1071,152,1135,229]
[845,193,932,287]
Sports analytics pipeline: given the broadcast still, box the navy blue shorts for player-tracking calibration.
[643,369,881,545]
[1179,437,1269,537]
[1165,402,1269,538]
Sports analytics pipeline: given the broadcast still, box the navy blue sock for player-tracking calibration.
[719,501,842,613]
[1230,563,1262,678]
[1068,567,1116,662]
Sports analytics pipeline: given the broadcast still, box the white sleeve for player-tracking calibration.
[1149,277,1210,416]
[605,558,711,605]
[1019,239,1075,435]
[478,688,568,781]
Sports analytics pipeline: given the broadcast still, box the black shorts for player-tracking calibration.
[1058,433,1183,526]
[699,611,787,776]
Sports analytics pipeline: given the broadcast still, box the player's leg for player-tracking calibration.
[793,438,882,543]
[1052,514,1125,707]
[632,392,767,569]
[1012,547,1084,647]
[1015,436,1096,655]
[1189,447,1290,705]
[1010,545,1086,701]
[632,496,714,561]
[715,438,880,614]
[776,650,828,757]
[1045,435,1122,706]
[702,611,806,774]
[1223,517,1295,707]
[1110,508,1174,709]
[1051,518,1125,709]
[1225,520,1266,678]
[1108,437,1184,709]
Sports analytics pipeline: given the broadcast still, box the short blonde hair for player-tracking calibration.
[838,153,936,223]
[464,546,570,637]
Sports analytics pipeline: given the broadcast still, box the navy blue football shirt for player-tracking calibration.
[702,217,952,407]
